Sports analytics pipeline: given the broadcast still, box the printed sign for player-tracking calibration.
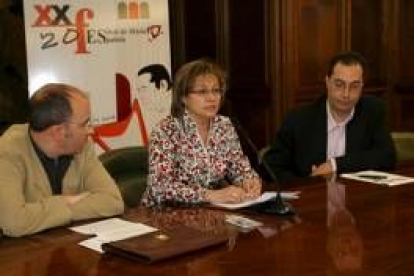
[24,0,172,153]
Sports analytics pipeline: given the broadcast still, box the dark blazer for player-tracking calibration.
[265,95,396,182]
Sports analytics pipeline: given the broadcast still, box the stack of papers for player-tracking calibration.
[341,170,414,186]
[211,191,300,210]
[70,218,157,253]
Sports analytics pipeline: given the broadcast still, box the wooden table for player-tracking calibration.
[2,166,414,275]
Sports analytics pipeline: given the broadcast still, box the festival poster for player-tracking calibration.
[24,0,172,154]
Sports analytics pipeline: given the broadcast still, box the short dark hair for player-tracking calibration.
[326,51,367,77]
[171,58,226,118]
[29,83,86,131]
[138,64,172,90]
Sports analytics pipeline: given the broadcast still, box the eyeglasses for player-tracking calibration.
[66,120,92,129]
[330,78,363,93]
[189,88,224,97]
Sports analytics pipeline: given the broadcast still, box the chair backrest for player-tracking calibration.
[99,146,148,207]
[391,132,414,162]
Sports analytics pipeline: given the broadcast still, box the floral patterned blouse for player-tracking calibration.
[142,111,258,206]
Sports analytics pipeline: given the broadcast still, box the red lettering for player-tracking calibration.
[32,5,52,26]
[74,8,94,54]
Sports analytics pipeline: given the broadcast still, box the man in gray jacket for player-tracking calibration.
[0,83,124,237]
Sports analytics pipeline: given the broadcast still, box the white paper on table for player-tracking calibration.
[79,236,107,253]
[211,191,300,210]
[341,170,414,186]
[70,218,157,253]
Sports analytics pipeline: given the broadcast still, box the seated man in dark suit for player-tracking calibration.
[264,51,396,182]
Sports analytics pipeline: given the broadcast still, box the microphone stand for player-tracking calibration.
[231,117,295,216]
[259,152,295,215]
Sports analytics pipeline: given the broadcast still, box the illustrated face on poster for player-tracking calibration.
[134,73,169,114]
[133,64,172,130]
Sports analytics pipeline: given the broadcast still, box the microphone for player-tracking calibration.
[231,117,295,216]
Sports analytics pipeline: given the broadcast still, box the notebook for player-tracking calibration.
[102,225,230,263]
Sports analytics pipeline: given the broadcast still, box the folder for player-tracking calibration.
[102,225,230,263]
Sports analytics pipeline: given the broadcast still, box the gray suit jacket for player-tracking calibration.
[0,124,124,237]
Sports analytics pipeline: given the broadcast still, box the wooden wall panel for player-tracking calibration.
[225,0,271,151]
[398,0,414,81]
[284,0,346,108]
[226,1,266,87]
[182,0,218,61]
[393,0,414,130]
[298,0,343,86]
[351,0,385,85]
[0,1,28,134]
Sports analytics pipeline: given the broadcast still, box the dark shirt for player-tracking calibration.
[31,136,73,194]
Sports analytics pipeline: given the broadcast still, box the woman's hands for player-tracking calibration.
[241,178,262,200]
[205,178,262,203]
